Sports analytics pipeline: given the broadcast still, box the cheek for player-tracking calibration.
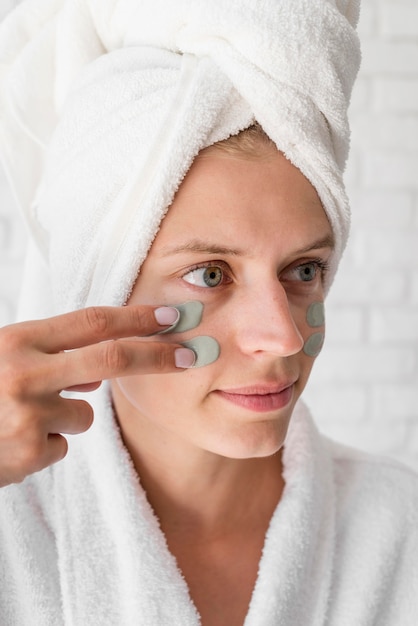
[116,373,180,416]
[116,368,210,418]
[116,375,158,415]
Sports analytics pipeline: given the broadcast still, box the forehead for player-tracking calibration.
[152,149,332,256]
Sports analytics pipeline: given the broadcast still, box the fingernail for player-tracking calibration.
[154,306,180,326]
[174,348,197,368]
[158,301,203,335]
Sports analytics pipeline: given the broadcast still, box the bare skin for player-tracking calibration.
[0,305,194,487]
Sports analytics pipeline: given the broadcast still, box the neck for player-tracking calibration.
[111,383,284,539]
[135,447,283,539]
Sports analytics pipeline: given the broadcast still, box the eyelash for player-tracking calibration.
[180,258,330,289]
[180,261,232,287]
[285,258,330,282]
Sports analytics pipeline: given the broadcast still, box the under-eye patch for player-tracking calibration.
[180,336,220,368]
[158,301,203,334]
[303,332,324,357]
[306,302,325,328]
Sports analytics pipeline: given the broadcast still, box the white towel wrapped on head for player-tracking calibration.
[0,0,360,313]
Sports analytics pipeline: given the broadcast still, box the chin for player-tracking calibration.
[206,420,290,460]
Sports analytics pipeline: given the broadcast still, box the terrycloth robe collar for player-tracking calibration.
[49,393,335,625]
[2,388,418,624]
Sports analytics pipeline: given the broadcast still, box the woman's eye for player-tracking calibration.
[297,262,318,282]
[284,262,321,283]
[182,265,225,288]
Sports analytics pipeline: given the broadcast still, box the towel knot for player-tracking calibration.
[0,0,360,311]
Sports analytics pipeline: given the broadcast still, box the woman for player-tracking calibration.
[0,1,417,624]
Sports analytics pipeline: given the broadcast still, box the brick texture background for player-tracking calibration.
[1,1,418,469]
[304,0,418,470]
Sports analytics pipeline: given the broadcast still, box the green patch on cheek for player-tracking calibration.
[303,332,324,357]
[181,336,220,367]
[306,302,325,328]
[158,301,203,334]
[304,302,325,357]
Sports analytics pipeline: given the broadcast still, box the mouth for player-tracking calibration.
[213,381,296,413]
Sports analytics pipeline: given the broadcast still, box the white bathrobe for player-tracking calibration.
[0,391,417,625]
[1,3,417,623]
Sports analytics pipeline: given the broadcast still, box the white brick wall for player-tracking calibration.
[0,0,26,323]
[1,1,418,469]
[305,0,418,470]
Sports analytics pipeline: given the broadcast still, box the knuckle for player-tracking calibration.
[0,406,67,482]
[56,444,68,464]
[5,408,41,444]
[49,435,68,464]
[99,341,130,373]
[0,323,27,354]
[154,345,173,371]
[129,306,153,332]
[0,328,41,399]
[73,400,94,431]
[14,434,46,475]
[23,443,44,471]
[84,306,111,339]
[83,405,94,430]
[2,365,31,399]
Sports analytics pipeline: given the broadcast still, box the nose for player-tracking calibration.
[232,282,304,358]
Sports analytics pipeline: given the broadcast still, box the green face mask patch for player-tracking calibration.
[306,302,325,328]
[157,301,203,334]
[181,336,220,368]
[303,332,324,357]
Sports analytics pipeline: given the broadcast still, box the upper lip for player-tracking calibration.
[216,381,297,395]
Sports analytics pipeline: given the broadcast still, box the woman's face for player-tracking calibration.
[112,148,334,460]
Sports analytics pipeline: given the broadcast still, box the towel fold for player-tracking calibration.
[0,0,361,313]
[1,394,417,625]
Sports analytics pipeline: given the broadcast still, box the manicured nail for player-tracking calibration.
[174,348,197,368]
[154,306,180,326]
[158,301,204,335]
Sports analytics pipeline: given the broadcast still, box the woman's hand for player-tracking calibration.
[0,305,194,487]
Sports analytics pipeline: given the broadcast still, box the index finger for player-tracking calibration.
[30,305,179,352]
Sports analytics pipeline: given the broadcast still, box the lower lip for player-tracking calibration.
[214,385,294,413]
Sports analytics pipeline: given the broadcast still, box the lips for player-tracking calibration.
[213,381,296,413]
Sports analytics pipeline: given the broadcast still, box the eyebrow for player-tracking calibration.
[294,233,335,255]
[159,233,335,258]
[159,240,244,257]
